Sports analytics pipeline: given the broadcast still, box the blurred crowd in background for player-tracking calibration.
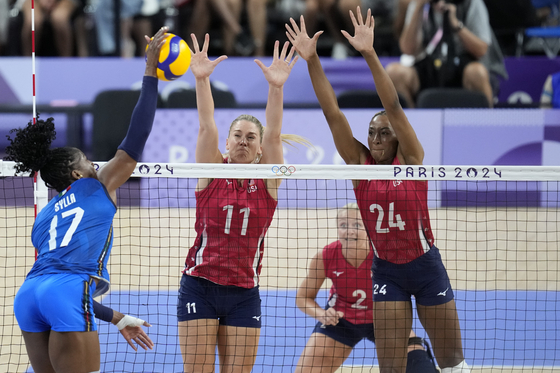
[1,0,559,108]
[0,0,558,59]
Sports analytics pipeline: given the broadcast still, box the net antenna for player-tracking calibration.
[29,0,49,242]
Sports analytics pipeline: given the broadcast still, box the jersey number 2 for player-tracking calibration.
[350,289,368,309]
[48,207,85,250]
[223,205,250,235]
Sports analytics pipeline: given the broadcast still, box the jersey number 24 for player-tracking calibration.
[369,202,405,233]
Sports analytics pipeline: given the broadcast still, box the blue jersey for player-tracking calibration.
[28,178,116,297]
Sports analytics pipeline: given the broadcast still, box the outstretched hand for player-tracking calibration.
[285,16,323,61]
[144,26,169,77]
[255,41,298,88]
[190,33,227,80]
[117,315,154,351]
[341,7,375,55]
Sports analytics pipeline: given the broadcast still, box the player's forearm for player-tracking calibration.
[93,300,114,323]
[306,56,340,118]
[265,85,284,139]
[362,49,401,113]
[111,309,125,325]
[195,76,216,130]
[117,76,158,162]
[296,297,324,320]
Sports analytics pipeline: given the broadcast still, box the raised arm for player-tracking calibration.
[296,251,344,326]
[190,33,228,164]
[97,26,168,201]
[285,16,367,165]
[255,41,298,166]
[344,7,424,165]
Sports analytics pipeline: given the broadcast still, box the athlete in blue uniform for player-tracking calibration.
[7,26,168,373]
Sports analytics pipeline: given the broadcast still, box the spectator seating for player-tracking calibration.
[337,89,409,109]
[416,88,490,108]
[164,83,237,108]
[92,89,163,161]
[523,26,560,57]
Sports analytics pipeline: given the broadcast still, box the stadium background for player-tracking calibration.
[0,55,559,372]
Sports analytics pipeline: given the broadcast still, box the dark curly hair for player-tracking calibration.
[4,117,83,192]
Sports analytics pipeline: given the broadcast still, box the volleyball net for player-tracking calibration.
[1,161,559,373]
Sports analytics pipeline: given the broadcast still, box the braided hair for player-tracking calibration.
[4,117,83,192]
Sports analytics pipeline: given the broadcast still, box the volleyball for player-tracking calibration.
[148,33,191,81]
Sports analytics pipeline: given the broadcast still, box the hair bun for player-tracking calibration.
[4,117,57,175]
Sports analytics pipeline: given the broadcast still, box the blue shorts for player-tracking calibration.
[14,273,97,333]
[313,317,375,348]
[177,275,261,328]
[371,246,454,306]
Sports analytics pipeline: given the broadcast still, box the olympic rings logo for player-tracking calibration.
[272,165,296,176]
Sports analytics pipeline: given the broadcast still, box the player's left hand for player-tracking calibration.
[342,7,375,54]
[190,33,227,80]
[117,315,154,351]
[255,41,298,88]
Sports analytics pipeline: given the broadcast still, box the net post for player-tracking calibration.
[34,171,49,214]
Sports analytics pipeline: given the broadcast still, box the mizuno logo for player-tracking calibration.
[253,315,261,321]
[437,288,449,296]
[333,271,344,277]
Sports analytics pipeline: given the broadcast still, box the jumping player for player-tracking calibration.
[9,26,168,373]
[286,8,470,373]
[177,34,307,373]
[295,203,437,373]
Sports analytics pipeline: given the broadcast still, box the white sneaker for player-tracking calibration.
[331,42,349,60]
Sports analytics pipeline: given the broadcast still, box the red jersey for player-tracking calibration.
[323,241,374,325]
[354,156,434,264]
[183,177,278,288]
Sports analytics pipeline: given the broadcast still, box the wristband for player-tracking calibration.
[116,314,146,330]
[92,300,113,323]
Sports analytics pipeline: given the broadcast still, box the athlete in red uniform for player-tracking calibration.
[355,156,435,264]
[286,7,469,373]
[184,176,278,289]
[295,204,437,373]
[178,34,304,373]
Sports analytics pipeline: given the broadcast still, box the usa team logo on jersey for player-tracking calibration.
[248,180,258,193]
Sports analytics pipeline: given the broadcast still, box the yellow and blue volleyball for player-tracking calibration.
[148,33,191,81]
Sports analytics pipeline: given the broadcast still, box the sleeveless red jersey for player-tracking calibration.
[354,156,434,264]
[323,241,374,324]
[183,176,278,288]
